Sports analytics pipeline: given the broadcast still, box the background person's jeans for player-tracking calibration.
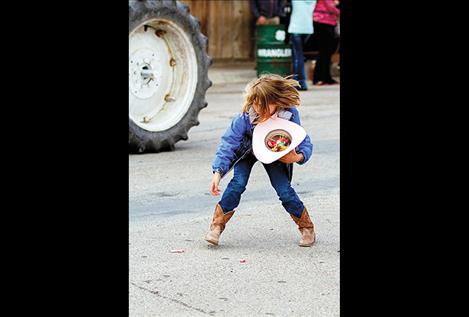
[312,22,337,84]
[290,34,308,90]
[218,153,305,218]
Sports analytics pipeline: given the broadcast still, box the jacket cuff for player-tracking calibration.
[296,150,306,165]
[213,168,224,176]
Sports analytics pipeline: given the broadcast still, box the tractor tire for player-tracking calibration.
[129,0,212,153]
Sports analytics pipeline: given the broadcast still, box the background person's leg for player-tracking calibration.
[312,22,325,84]
[290,34,308,90]
[323,24,338,84]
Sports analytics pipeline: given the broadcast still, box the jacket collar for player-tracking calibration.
[248,107,293,124]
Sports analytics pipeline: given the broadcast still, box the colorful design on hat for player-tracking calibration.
[265,129,292,152]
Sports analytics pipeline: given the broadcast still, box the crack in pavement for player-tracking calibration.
[130,282,212,315]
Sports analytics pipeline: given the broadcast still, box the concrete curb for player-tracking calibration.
[209,61,340,86]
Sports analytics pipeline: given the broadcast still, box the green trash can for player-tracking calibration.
[256,25,292,77]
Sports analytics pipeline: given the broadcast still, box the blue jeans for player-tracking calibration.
[218,153,305,218]
[290,34,307,90]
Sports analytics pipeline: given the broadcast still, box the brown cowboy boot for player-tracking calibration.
[204,204,235,245]
[290,208,316,247]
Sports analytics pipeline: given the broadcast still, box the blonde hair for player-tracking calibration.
[242,74,300,122]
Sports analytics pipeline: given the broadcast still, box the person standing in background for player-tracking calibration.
[250,0,286,25]
[250,0,287,71]
[288,0,317,91]
[312,0,340,85]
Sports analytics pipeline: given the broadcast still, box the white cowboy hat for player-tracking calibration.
[252,115,307,164]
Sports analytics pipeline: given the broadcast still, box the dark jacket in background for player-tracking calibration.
[250,0,286,19]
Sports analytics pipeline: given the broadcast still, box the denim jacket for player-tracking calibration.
[212,107,313,178]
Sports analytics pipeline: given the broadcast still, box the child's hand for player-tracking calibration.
[279,149,304,164]
[210,172,222,196]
